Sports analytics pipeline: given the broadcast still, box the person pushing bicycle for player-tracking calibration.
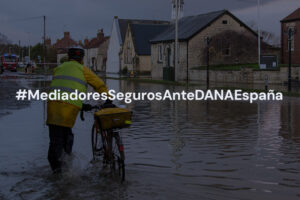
[46,46,112,174]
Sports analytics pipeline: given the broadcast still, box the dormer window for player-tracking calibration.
[222,20,228,24]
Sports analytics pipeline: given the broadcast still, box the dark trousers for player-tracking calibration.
[48,125,74,172]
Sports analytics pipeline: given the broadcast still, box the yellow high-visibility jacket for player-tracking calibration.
[46,61,108,128]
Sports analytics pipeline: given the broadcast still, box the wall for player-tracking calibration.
[84,48,98,70]
[188,67,300,84]
[139,56,151,73]
[97,39,109,71]
[120,25,136,72]
[188,14,258,69]
[57,53,67,64]
[151,42,187,80]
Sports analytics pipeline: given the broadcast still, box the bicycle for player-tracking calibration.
[80,103,131,182]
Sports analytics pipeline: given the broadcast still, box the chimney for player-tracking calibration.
[64,31,70,38]
[78,40,83,47]
[84,37,89,47]
[97,29,104,39]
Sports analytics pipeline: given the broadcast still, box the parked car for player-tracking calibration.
[18,62,25,68]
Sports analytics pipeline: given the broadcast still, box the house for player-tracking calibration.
[53,32,77,64]
[97,37,110,72]
[150,10,266,81]
[83,29,109,71]
[120,23,169,75]
[106,16,169,74]
[281,8,300,64]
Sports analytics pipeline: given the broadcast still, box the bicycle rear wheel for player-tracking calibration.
[111,131,125,182]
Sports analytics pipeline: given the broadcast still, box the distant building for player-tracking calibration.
[150,10,269,80]
[120,23,169,75]
[83,29,109,71]
[281,8,300,64]
[106,16,169,74]
[97,38,110,72]
[53,32,77,64]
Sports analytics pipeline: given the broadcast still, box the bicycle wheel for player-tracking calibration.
[91,123,104,160]
[112,131,125,182]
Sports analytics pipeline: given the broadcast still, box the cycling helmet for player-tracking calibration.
[68,46,85,62]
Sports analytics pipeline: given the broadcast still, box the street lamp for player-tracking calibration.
[288,28,295,92]
[174,0,179,82]
[257,0,261,68]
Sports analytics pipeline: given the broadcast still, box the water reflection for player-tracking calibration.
[0,76,300,200]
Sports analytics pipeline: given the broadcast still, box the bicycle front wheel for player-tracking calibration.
[91,123,103,161]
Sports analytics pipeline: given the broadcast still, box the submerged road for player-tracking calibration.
[0,72,300,200]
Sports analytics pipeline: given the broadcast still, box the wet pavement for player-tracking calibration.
[0,72,300,200]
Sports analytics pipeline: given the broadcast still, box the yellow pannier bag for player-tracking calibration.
[94,107,132,130]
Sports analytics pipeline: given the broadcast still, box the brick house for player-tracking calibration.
[150,10,269,81]
[53,32,77,64]
[281,8,300,64]
[83,29,109,71]
[120,23,169,75]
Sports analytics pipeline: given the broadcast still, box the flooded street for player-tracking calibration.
[0,72,300,200]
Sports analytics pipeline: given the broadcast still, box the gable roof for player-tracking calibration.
[118,19,169,44]
[151,10,257,43]
[129,24,169,55]
[281,8,300,23]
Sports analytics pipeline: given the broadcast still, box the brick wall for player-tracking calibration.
[281,20,300,64]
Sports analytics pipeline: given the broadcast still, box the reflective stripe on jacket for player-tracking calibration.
[50,61,87,108]
[46,61,109,128]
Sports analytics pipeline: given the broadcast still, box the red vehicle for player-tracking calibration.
[1,53,18,72]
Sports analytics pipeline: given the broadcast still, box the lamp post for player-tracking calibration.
[288,28,294,92]
[257,0,261,68]
[205,37,211,90]
[174,0,179,82]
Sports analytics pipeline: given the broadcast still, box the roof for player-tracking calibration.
[53,32,77,50]
[130,24,169,55]
[118,19,169,43]
[151,10,257,43]
[281,8,300,22]
[85,36,109,49]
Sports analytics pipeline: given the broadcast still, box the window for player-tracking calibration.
[158,44,163,62]
[222,44,231,56]
[222,20,228,25]
[288,27,295,51]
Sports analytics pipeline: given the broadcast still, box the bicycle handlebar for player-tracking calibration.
[80,103,116,121]
[80,104,100,121]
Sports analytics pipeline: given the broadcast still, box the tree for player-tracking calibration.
[247,20,280,46]
[206,30,272,66]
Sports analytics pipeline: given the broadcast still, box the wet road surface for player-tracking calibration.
[0,72,300,200]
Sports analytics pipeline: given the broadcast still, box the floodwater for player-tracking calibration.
[0,72,300,200]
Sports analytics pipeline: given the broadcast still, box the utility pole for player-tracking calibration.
[205,37,211,90]
[174,0,179,82]
[288,28,294,92]
[43,16,46,72]
[257,0,261,68]
[18,40,21,60]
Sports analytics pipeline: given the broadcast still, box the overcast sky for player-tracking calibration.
[0,0,299,45]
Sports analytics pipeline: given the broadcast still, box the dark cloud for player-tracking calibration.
[0,0,298,45]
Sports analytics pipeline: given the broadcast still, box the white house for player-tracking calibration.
[106,16,169,74]
[83,29,109,71]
